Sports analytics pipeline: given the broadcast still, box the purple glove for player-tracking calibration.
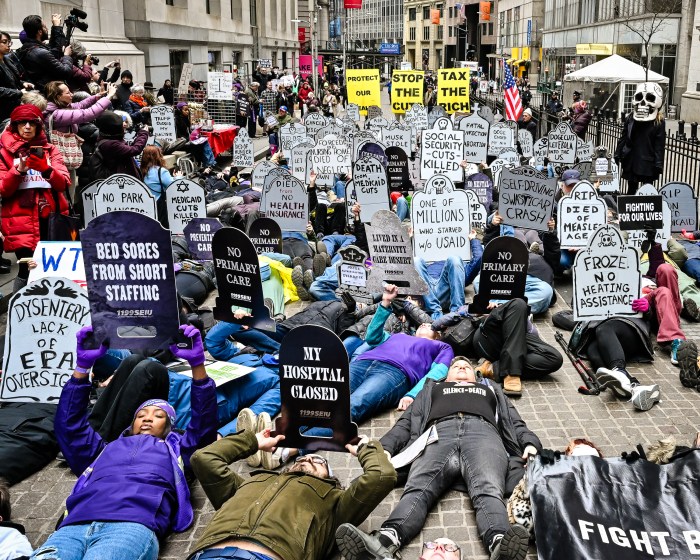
[76,326,108,369]
[632,298,649,313]
[169,324,206,367]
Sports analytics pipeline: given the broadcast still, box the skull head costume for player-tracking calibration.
[632,82,664,122]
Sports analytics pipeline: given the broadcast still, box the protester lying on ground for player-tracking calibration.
[335,356,536,560]
[431,298,563,398]
[0,477,32,560]
[31,325,217,560]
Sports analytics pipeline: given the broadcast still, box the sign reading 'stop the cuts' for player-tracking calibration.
[391,70,424,114]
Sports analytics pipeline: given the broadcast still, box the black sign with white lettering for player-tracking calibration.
[248,217,283,254]
[386,146,411,190]
[617,195,664,230]
[272,325,358,452]
[184,218,223,261]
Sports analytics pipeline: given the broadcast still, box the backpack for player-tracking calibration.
[88,140,112,182]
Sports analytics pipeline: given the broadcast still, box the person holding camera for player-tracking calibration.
[0,31,35,123]
[0,104,71,294]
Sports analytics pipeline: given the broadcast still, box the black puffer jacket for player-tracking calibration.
[281,301,356,336]
[15,28,74,92]
[0,56,24,121]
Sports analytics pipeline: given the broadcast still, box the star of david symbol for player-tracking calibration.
[176,182,189,193]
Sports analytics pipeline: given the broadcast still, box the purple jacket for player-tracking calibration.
[44,96,112,134]
[55,374,217,537]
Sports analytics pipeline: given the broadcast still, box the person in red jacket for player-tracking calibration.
[0,103,70,294]
[298,80,313,116]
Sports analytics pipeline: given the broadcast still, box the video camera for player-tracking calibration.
[65,8,88,42]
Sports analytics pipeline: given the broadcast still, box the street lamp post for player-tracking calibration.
[310,0,319,92]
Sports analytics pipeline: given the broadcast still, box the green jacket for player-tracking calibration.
[188,430,397,560]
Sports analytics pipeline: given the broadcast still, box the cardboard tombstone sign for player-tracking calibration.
[576,138,594,161]
[617,194,664,231]
[471,236,529,314]
[94,174,157,220]
[477,104,496,125]
[499,166,558,231]
[386,146,411,191]
[365,210,428,295]
[81,211,180,351]
[315,121,344,142]
[458,112,490,164]
[465,189,487,231]
[547,122,578,164]
[357,141,388,167]
[334,245,372,303]
[312,135,351,176]
[420,118,464,182]
[259,167,290,212]
[212,227,275,331]
[303,112,328,140]
[518,129,534,158]
[350,130,377,158]
[261,170,308,231]
[488,122,516,156]
[353,155,390,223]
[271,325,358,452]
[248,217,283,255]
[279,122,308,158]
[572,225,641,321]
[150,105,177,143]
[232,128,254,167]
[264,111,279,129]
[405,103,429,132]
[251,160,278,191]
[367,116,390,140]
[597,160,620,193]
[498,148,521,166]
[29,241,86,289]
[660,182,698,232]
[625,184,671,251]
[533,137,548,157]
[0,277,90,403]
[165,178,207,235]
[557,181,608,249]
[80,180,100,226]
[411,175,472,262]
[345,103,361,122]
[593,147,614,182]
[340,116,357,134]
[464,172,493,211]
[184,218,223,261]
[427,105,448,128]
[573,161,593,181]
[290,139,315,182]
[382,123,412,156]
[367,105,383,120]
[490,158,514,187]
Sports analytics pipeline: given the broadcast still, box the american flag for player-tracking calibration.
[502,60,522,121]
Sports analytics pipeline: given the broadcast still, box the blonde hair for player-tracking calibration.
[21,90,47,111]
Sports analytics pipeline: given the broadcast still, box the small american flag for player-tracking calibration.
[502,60,522,121]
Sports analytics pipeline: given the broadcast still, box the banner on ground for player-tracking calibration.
[346,69,381,116]
[391,70,424,114]
[437,68,470,114]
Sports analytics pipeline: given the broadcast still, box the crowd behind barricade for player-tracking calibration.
[1,12,700,560]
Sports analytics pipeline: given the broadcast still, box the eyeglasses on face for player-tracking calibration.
[423,541,461,553]
[295,455,328,466]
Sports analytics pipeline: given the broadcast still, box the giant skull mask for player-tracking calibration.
[632,82,663,122]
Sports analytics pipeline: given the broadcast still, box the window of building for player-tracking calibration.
[449,6,453,18]
[231,0,242,18]
[409,7,417,20]
[206,0,221,14]
[166,0,174,5]
[437,25,443,39]
[423,6,430,19]
[436,48,443,66]
[437,3,443,15]
[249,0,257,25]
[423,26,430,40]
[449,26,453,37]
[410,26,417,40]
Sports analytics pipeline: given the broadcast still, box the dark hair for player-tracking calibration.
[0,31,11,43]
[0,477,10,521]
[22,15,43,38]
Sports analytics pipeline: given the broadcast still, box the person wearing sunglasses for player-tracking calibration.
[336,356,537,560]
[186,428,396,560]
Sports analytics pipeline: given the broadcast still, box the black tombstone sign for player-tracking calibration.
[248,217,283,254]
[386,146,411,191]
[184,218,223,260]
[464,172,493,211]
[212,227,275,331]
[81,211,180,351]
[617,195,664,230]
[471,236,529,314]
[272,325,358,452]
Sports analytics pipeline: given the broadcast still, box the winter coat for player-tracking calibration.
[189,430,396,560]
[55,375,217,538]
[615,115,666,181]
[15,30,73,91]
[44,95,112,134]
[571,110,592,139]
[65,63,94,94]
[75,121,99,189]
[0,129,70,251]
[175,110,191,139]
[0,57,23,122]
[125,99,151,125]
[113,83,132,111]
[158,85,174,105]
[96,128,149,178]
[342,300,432,340]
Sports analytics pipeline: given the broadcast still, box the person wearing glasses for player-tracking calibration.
[186,428,396,560]
[421,539,461,559]
[336,356,537,560]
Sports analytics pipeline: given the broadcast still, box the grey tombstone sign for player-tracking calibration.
[518,129,534,158]
[351,130,378,161]
[382,123,412,156]
[290,139,315,182]
[165,178,207,235]
[659,182,698,233]
[280,122,308,158]
[353,155,390,223]
[346,103,361,122]
[488,122,515,156]
[576,138,594,161]
[81,180,100,226]
[557,181,608,249]
[150,105,177,143]
[427,105,447,128]
[420,117,464,182]
[405,103,429,132]
[93,174,157,220]
[367,105,383,120]
[334,245,372,303]
[261,171,308,231]
[232,128,254,167]
[499,166,558,231]
[547,122,578,164]
[303,112,328,140]
[251,160,278,192]
[459,112,490,164]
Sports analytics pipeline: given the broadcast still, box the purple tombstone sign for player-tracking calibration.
[464,172,493,211]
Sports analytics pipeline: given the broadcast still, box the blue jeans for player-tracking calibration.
[262,252,292,268]
[320,234,355,259]
[683,258,700,283]
[415,256,467,320]
[309,264,340,301]
[202,142,217,166]
[93,349,132,379]
[32,521,158,560]
[395,197,409,221]
[474,274,553,315]
[206,321,287,359]
[560,249,575,271]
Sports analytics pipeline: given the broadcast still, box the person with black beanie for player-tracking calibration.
[113,69,133,111]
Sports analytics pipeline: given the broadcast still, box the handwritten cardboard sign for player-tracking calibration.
[499,166,558,230]
[311,135,351,176]
[576,138,594,161]
[659,182,698,233]
[488,122,515,156]
[367,105,383,120]
[232,128,254,167]
[94,174,157,220]
[165,178,207,235]
[290,139,315,182]
[427,105,448,129]
[597,160,620,193]
[150,105,176,143]
[382,123,412,155]
[80,180,100,226]
[353,155,390,223]
[346,104,361,122]
[465,188,487,230]
[29,241,86,289]
[184,218,223,260]
[573,225,641,321]
[518,129,534,158]
[251,159,278,191]
[279,122,308,158]
[405,103,429,133]
[459,112,490,163]
[547,122,578,164]
[303,112,328,140]
[367,116,390,141]
[248,217,283,254]
[334,245,371,303]
[557,181,608,249]
[420,118,464,182]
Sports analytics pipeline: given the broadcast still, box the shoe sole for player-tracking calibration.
[633,384,661,411]
[336,524,393,560]
[678,341,699,388]
[292,266,311,300]
[595,373,632,399]
[503,388,522,397]
[497,525,530,560]
[684,298,700,321]
[292,256,303,269]
[313,253,327,278]
[236,408,261,467]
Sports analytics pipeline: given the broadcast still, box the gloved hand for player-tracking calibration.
[632,298,650,313]
[539,448,561,465]
[76,326,108,369]
[169,324,205,366]
[26,154,50,173]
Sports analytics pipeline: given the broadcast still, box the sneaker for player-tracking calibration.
[303,269,314,288]
[264,298,275,317]
[236,408,261,467]
[503,375,522,397]
[316,239,329,255]
[670,339,682,365]
[292,256,304,269]
[631,384,661,411]
[682,298,700,322]
[257,412,277,469]
[292,265,311,300]
[335,524,400,560]
[313,253,327,277]
[595,367,633,398]
[477,358,494,379]
[678,340,699,388]
[490,525,530,560]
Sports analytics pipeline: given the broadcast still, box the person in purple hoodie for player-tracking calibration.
[31,324,217,560]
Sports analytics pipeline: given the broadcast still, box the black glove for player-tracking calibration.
[341,291,357,313]
[539,448,561,465]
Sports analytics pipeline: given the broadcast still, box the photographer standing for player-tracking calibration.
[0,31,34,122]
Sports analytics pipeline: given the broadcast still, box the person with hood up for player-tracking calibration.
[91,110,149,179]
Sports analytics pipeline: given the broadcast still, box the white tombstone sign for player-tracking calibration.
[81,180,100,224]
[346,103,361,122]
[498,149,520,166]
[465,188,487,231]
[353,155,390,223]
[499,166,558,231]
[518,129,534,158]
[458,112,490,164]
[303,113,328,139]
[207,71,233,100]
[29,241,86,289]
[150,105,177,143]
[547,122,578,164]
[367,116,390,140]
[420,117,464,182]
[312,135,351,176]
[659,182,698,233]
[352,131,380,161]
[290,139,315,182]
[382,123,412,156]
[533,137,548,157]
[232,128,254,167]
[576,138,594,161]
[315,122,343,142]
[261,171,308,231]
[94,174,157,220]
[490,158,515,187]
[405,103,429,132]
[557,181,608,249]
[166,178,207,234]
[280,122,308,158]
[598,160,620,193]
[488,122,515,156]
[259,167,290,213]
[252,160,278,192]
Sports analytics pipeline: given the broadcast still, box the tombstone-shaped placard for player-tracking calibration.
[367,116,390,140]
[459,112,490,163]
[471,237,529,314]
[518,129,534,158]
[593,147,614,182]
[303,112,328,140]
[252,159,278,192]
[572,225,641,321]
[150,105,177,143]
[0,277,90,403]
[290,139,315,182]
[547,122,578,164]
[557,181,608,249]
[353,155,390,223]
[232,128,254,167]
[261,171,308,231]
[386,146,411,190]
[420,118,464,182]
[464,172,493,211]
[617,195,664,230]
[427,105,447,129]
[334,245,372,303]
[597,160,620,193]
[346,103,361,122]
[573,160,593,181]
[576,138,594,161]
[367,105,383,120]
[312,135,351,176]
[498,148,521,166]
[660,182,698,232]
[488,122,515,156]
[406,103,429,132]
[351,130,377,160]
[279,122,308,158]
[365,210,428,295]
[29,241,86,289]
[625,184,671,251]
[165,178,207,235]
[357,141,388,168]
[81,211,180,351]
[315,121,343,142]
[184,218,223,261]
[490,158,514,188]
[533,137,548,158]
[80,180,100,226]
[94,174,157,220]
[499,166,558,230]
[212,227,275,331]
[248,217,283,254]
[411,175,471,262]
[465,189,487,231]
[382,123,412,156]
[271,325,358,452]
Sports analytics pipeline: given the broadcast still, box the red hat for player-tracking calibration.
[390,192,403,204]
[10,104,43,127]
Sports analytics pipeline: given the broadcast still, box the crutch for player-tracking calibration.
[554,330,603,396]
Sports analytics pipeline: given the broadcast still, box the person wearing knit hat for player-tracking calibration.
[92,110,149,179]
[518,107,537,139]
[0,104,71,294]
[113,69,133,110]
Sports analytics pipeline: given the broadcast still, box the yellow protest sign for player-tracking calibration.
[346,69,381,116]
[391,70,425,114]
[437,68,470,114]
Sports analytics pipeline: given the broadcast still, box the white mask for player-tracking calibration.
[632,82,663,122]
